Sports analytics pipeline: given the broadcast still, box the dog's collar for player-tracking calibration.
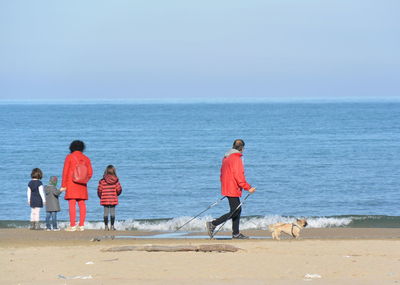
[291,223,301,237]
[293,222,302,229]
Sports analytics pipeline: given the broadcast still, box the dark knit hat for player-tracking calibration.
[49,176,58,186]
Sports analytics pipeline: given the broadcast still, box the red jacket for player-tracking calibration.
[62,151,93,200]
[220,152,251,197]
[97,175,122,206]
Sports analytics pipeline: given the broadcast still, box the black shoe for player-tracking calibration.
[110,225,116,231]
[206,222,216,238]
[232,233,249,239]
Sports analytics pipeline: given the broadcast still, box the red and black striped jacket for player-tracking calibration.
[97,175,122,206]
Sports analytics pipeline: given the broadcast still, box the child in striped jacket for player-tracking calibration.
[97,165,122,230]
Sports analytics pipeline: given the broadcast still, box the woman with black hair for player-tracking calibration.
[60,140,93,231]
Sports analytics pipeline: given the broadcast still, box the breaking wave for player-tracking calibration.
[3,215,399,230]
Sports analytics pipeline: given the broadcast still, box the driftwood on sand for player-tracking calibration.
[101,244,240,253]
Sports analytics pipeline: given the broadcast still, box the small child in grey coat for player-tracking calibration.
[44,176,63,231]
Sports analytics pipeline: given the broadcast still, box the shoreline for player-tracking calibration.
[3,214,400,230]
[1,228,400,248]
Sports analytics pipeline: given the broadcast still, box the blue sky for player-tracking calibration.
[0,0,399,101]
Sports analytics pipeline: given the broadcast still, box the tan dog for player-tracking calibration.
[268,219,308,240]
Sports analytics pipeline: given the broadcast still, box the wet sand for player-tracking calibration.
[1,228,400,284]
[1,228,400,246]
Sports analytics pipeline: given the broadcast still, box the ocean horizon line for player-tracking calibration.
[1,96,400,105]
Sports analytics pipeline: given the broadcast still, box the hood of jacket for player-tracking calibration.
[104,174,119,185]
[224,148,242,158]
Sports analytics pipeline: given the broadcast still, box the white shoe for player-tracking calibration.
[65,226,77,232]
[53,228,60,231]
[46,228,52,231]
[77,226,85,231]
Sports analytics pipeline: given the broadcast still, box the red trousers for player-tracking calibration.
[68,199,86,226]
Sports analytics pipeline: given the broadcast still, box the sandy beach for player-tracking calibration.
[1,228,400,285]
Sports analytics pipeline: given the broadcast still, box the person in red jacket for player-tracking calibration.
[60,140,93,232]
[206,139,256,239]
[97,165,122,231]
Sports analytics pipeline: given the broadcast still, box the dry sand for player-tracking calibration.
[1,228,400,284]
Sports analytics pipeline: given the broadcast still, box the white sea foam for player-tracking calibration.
[305,217,353,228]
[56,215,353,231]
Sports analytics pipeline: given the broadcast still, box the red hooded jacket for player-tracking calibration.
[220,151,252,197]
[62,151,93,200]
[97,175,122,205]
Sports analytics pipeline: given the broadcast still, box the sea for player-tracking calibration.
[1,100,399,231]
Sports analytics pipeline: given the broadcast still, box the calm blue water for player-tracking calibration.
[0,102,399,229]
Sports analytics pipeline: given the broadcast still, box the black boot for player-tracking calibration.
[110,216,116,230]
[104,216,109,230]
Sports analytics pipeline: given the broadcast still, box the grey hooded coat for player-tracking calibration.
[44,185,62,212]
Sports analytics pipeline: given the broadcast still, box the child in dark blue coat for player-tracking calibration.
[27,168,46,230]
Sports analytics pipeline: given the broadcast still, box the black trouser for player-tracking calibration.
[211,197,241,236]
[103,205,116,226]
